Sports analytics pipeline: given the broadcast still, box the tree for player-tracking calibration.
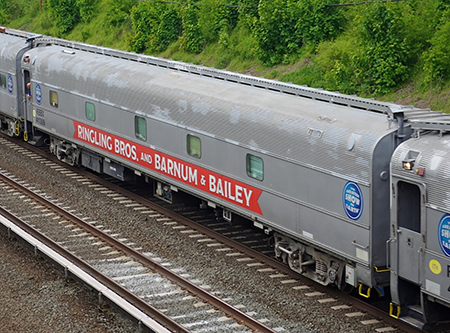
[0,0,25,22]
[77,0,97,23]
[129,2,165,53]
[48,0,80,35]
[238,0,259,30]
[129,2,182,54]
[293,0,344,45]
[252,0,344,66]
[156,7,182,52]
[252,0,300,65]
[358,1,410,93]
[180,4,205,53]
[423,19,450,86]
[198,0,239,43]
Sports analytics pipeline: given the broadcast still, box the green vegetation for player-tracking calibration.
[2,0,450,111]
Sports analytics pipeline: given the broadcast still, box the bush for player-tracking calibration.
[129,2,164,53]
[252,0,301,65]
[156,8,182,52]
[357,1,410,94]
[129,2,182,54]
[0,0,27,22]
[238,0,259,30]
[252,0,345,66]
[0,9,7,24]
[77,0,97,23]
[218,18,231,51]
[180,5,205,53]
[48,0,80,35]
[198,0,238,44]
[293,0,345,45]
[402,0,438,61]
[314,36,362,93]
[423,19,450,86]
[105,0,133,28]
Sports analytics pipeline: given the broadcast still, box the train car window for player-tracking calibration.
[85,102,95,121]
[397,181,421,233]
[187,135,201,158]
[135,116,147,141]
[50,90,58,108]
[246,154,264,180]
[0,74,5,89]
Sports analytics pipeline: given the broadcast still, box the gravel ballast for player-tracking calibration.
[0,230,136,333]
[1,136,440,332]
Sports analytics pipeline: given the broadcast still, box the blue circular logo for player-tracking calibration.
[35,83,42,105]
[343,181,363,220]
[438,214,450,257]
[7,75,13,94]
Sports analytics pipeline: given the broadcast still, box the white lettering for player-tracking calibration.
[209,174,216,192]
[189,168,198,185]
[154,153,198,185]
[77,125,112,151]
[155,154,161,169]
[167,158,173,175]
[216,177,224,196]
[346,193,360,205]
[235,185,243,204]
[208,174,253,208]
[114,138,137,161]
[140,153,152,164]
[244,188,252,207]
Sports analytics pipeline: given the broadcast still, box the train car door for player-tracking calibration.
[23,69,31,140]
[395,180,424,284]
[390,179,426,323]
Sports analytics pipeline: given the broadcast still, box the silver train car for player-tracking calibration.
[0,27,449,328]
[0,28,38,137]
[390,118,450,325]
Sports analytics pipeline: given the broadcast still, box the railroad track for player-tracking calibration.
[0,166,282,332]
[0,134,432,333]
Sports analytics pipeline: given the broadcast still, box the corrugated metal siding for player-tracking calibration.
[30,45,396,183]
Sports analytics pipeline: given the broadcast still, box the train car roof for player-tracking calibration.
[0,28,33,72]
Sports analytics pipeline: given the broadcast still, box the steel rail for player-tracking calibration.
[0,169,277,333]
[0,173,187,333]
[0,210,173,333]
